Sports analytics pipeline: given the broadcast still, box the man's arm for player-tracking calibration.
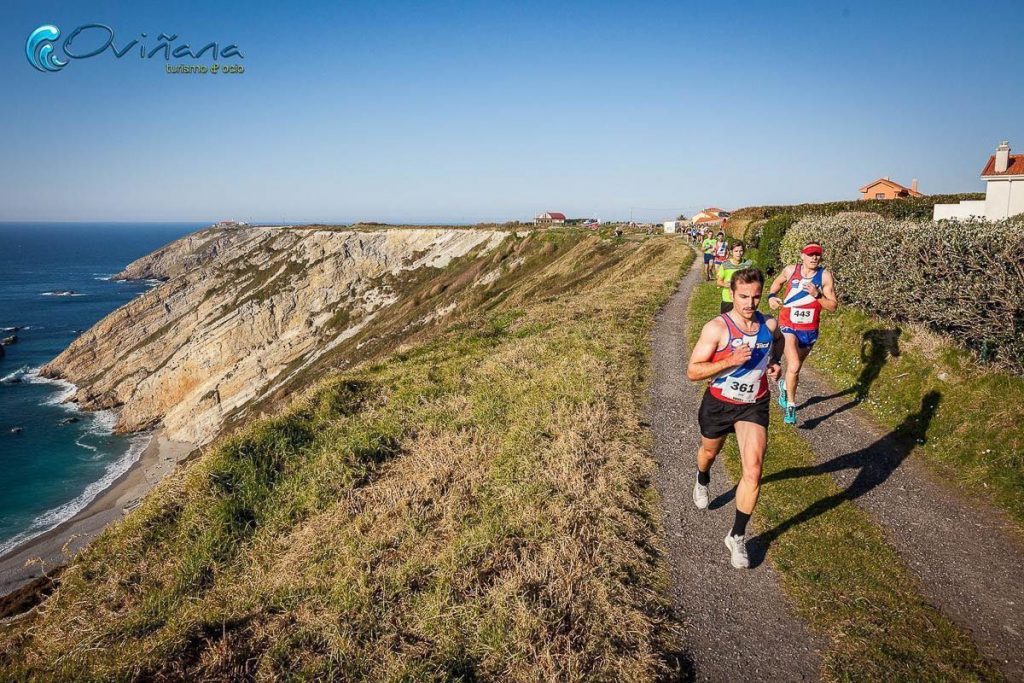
[687,319,749,381]
[766,318,784,380]
[767,265,792,310]
[715,268,728,289]
[818,270,839,311]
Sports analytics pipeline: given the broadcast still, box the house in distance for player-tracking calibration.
[690,207,729,232]
[534,212,566,226]
[934,141,1024,221]
[858,177,922,200]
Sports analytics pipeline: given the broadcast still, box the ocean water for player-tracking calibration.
[0,222,204,556]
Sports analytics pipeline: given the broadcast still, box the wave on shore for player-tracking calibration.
[0,371,152,558]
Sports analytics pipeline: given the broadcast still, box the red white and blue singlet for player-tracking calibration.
[708,312,773,404]
[714,240,728,263]
[779,263,824,332]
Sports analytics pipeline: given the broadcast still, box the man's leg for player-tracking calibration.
[724,421,767,569]
[732,421,767,518]
[698,434,726,474]
[782,333,803,406]
[693,434,726,509]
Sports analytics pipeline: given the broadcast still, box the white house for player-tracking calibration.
[535,212,566,225]
[933,141,1024,221]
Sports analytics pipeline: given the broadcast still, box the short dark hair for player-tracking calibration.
[731,241,746,250]
[730,267,764,291]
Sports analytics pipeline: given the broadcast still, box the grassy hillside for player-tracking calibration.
[0,232,693,681]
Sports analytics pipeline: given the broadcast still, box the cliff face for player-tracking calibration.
[43,226,510,445]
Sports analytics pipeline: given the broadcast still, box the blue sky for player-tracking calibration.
[1,0,1022,223]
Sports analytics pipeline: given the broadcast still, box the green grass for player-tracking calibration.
[808,306,1024,526]
[1,233,693,681]
[688,281,1001,682]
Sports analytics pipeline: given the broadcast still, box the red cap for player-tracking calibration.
[802,244,823,256]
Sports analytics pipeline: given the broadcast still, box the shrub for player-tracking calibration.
[747,214,795,276]
[731,193,985,223]
[781,214,1024,373]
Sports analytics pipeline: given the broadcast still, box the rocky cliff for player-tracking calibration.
[42,226,512,445]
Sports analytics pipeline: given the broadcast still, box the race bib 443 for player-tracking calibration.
[789,307,817,324]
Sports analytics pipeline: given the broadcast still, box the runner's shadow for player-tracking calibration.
[746,390,940,568]
[799,329,901,428]
[708,486,736,510]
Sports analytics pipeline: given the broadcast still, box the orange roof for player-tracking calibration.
[858,177,923,197]
[693,215,723,225]
[981,154,1024,177]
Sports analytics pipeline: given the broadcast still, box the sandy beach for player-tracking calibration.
[0,429,194,597]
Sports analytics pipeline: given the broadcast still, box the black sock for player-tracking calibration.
[731,510,751,537]
[697,468,710,486]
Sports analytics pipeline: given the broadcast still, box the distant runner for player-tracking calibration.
[713,232,728,271]
[688,268,783,568]
[701,233,717,280]
[768,241,838,425]
[715,241,753,314]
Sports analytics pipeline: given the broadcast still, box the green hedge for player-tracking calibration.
[746,214,795,276]
[731,194,985,223]
[781,214,1024,373]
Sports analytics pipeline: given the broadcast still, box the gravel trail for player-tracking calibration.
[779,365,1024,678]
[648,259,823,682]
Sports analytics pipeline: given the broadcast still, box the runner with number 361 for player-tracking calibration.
[687,267,785,569]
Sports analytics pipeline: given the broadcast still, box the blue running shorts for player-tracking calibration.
[780,326,819,349]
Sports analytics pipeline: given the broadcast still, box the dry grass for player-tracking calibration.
[0,233,693,681]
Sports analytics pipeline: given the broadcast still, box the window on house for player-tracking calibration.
[875,193,885,200]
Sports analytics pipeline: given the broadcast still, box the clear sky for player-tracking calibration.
[2,0,1022,223]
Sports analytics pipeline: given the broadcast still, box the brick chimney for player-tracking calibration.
[995,141,1011,173]
[911,178,918,193]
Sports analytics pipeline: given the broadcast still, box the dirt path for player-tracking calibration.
[648,259,823,682]
[783,367,1024,678]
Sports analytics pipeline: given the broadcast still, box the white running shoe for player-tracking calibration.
[724,533,750,569]
[693,480,710,509]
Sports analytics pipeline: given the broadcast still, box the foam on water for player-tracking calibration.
[1,366,31,383]
[24,368,77,405]
[0,429,151,557]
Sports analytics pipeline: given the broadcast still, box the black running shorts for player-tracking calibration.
[698,390,770,439]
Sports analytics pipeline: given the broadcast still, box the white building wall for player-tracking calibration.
[984,180,1012,219]
[934,177,1024,221]
[933,200,986,221]
[1009,179,1024,217]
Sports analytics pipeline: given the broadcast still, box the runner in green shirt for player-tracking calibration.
[701,233,717,281]
[715,241,753,313]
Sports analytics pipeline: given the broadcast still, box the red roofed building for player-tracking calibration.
[934,140,1024,221]
[980,142,1024,177]
[858,177,923,200]
[690,207,730,231]
[535,211,566,225]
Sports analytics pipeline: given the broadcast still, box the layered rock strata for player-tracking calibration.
[43,227,509,445]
